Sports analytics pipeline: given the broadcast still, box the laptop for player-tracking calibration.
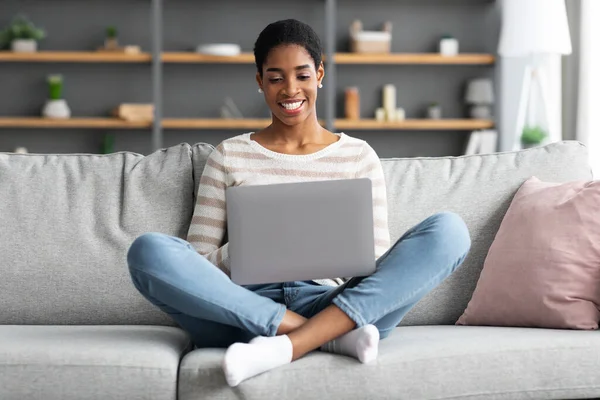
[225,178,376,285]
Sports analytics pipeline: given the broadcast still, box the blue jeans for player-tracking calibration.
[127,212,471,348]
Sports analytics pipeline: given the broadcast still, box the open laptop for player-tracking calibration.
[225,178,376,285]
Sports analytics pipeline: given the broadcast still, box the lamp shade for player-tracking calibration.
[465,78,495,104]
[498,0,572,57]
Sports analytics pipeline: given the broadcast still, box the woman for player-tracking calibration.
[127,19,471,387]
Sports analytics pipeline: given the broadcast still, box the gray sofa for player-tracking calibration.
[1,140,598,400]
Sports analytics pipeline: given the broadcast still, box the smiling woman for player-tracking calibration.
[251,19,331,154]
[126,18,471,389]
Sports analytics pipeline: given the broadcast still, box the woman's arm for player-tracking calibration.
[356,144,391,259]
[187,144,231,275]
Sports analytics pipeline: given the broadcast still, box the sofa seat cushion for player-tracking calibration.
[0,325,191,400]
[178,325,600,400]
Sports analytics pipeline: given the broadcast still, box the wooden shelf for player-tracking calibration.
[334,53,495,65]
[0,51,495,65]
[0,117,151,129]
[161,52,255,64]
[162,118,271,129]
[161,52,495,65]
[162,118,493,130]
[335,119,494,130]
[0,51,152,63]
[0,117,493,131]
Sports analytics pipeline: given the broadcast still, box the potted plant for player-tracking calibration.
[42,74,71,119]
[521,126,547,149]
[0,15,45,52]
[105,26,119,50]
[427,102,442,119]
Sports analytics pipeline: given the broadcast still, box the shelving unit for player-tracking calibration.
[1,0,498,156]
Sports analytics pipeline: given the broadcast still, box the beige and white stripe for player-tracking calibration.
[186,132,391,284]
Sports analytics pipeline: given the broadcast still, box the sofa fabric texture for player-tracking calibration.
[0,145,197,325]
[0,325,190,400]
[178,325,600,400]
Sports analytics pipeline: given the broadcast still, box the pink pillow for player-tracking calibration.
[457,176,600,330]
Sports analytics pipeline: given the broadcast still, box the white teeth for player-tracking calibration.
[281,101,303,110]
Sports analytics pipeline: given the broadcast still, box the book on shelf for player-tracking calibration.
[465,129,498,155]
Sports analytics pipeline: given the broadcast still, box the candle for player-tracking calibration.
[382,84,396,118]
[395,108,406,121]
[375,108,386,122]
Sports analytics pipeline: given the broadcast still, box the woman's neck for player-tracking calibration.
[267,114,326,145]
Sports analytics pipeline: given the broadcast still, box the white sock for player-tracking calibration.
[223,335,293,387]
[320,324,379,363]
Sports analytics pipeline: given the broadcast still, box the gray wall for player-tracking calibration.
[0,0,499,157]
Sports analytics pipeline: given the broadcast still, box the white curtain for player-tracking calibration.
[576,0,600,178]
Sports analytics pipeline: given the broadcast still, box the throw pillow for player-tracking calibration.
[457,176,600,330]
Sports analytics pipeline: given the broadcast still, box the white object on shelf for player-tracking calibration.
[427,104,442,119]
[382,84,396,119]
[196,44,241,56]
[11,39,37,53]
[439,38,459,56]
[465,130,498,155]
[375,108,386,122]
[350,20,392,53]
[13,147,28,154]
[42,99,71,119]
[395,108,406,121]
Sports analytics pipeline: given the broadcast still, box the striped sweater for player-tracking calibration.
[186,132,391,286]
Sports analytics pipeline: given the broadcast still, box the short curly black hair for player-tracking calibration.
[253,19,323,76]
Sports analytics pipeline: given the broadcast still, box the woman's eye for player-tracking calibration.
[269,78,282,83]
[298,75,310,80]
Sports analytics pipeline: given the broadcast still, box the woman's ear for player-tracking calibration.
[255,72,263,92]
[317,62,325,85]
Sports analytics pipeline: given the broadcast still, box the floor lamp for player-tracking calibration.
[498,0,572,150]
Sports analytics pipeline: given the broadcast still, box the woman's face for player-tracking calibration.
[257,44,324,126]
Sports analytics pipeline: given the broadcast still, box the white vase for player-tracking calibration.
[427,105,442,119]
[439,38,459,56]
[11,39,37,53]
[43,99,71,119]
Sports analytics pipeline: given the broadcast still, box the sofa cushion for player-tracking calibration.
[457,176,600,330]
[0,144,195,325]
[0,325,190,400]
[381,141,592,326]
[178,325,600,400]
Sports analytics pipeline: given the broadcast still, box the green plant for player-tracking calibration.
[521,125,547,145]
[106,26,118,39]
[47,74,64,100]
[0,15,45,49]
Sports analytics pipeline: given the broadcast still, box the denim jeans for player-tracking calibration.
[127,211,471,348]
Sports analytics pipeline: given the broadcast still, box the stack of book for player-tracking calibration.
[465,129,498,155]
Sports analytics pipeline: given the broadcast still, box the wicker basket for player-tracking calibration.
[349,20,392,53]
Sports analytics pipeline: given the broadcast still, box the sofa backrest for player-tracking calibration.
[380,141,592,325]
[0,140,591,327]
[0,143,213,325]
